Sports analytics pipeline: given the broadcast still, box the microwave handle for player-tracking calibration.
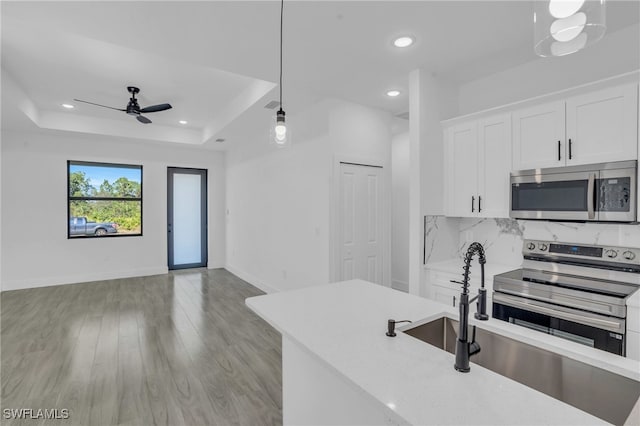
[587,173,596,220]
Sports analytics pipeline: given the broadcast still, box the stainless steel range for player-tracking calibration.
[492,239,640,356]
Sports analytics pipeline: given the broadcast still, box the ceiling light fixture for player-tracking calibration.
[179,120,188,125]
[534,0,606,57]
[386,90,401,97]
[61,103,75,109]
[393,36,414,48]
[271,0,290,147]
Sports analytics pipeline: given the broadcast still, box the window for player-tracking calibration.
[68,161,142,238]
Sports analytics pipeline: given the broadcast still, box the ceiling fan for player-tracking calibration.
[74,86,172,124]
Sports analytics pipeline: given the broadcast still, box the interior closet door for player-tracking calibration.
[338,162,383,284]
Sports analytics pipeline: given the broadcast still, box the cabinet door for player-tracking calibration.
[478,114,511,218]
[512,101,565,170]
[446,122,478,217]
[431,284,459,307]
[566,84,638,166]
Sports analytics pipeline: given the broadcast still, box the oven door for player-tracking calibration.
[492,293,625,356]
[510,170,597,221]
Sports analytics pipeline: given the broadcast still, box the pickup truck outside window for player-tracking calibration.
[67,161,142,238]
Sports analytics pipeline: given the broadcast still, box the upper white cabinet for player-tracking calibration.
[566,84,638,166]
[512,84,638,170]
[478,115,513,218]
[447,122,478,217]
[512,101,565,170]
[445,114,511,218]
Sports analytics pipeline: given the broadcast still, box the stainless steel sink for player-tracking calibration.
[404,317,640,426]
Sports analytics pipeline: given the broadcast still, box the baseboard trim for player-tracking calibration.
[391,279,409,293]
[207,263,226,270]
[1,266,169,292]
[225,264,279,294]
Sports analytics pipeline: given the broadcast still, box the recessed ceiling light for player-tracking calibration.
[179,120,188,125]
[61,103,75,109]
[387,90,401,97]
[393,36,414,48]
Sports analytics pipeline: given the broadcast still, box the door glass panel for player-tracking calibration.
[511,180,588,211]
[172,174,202,265]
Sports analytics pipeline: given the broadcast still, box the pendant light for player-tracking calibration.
[271,0,290,147]
[534,0,606,57]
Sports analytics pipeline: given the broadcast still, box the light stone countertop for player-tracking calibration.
[247,279,640,425]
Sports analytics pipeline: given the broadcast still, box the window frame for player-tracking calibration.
[67,160,143,239]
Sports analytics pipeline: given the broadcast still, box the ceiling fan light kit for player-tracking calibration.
[74,86,172,124]
[534,0,606,57]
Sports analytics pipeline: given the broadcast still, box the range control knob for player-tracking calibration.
[623,251,636,260]
[538,243,548,251]
[605,249,618,259]
[527,242,536,250]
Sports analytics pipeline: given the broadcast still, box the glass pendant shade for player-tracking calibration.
[534,0,606,57]
[270,109,290,148]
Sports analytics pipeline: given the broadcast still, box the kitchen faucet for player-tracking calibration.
[452,242,488,372]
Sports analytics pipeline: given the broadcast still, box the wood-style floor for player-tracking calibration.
[1,269,282,426]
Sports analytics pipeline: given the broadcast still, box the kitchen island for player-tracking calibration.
[246,280,640,425]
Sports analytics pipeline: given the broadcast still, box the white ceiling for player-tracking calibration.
[2,1,639,148]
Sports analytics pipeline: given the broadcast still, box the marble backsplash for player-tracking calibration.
[425,215,640,267]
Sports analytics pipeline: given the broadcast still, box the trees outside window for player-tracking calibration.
[68,161,143,238]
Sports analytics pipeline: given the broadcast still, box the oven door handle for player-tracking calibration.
[494,293,624,333]
[587,173,596,220]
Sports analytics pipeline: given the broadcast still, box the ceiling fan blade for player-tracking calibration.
[74,99,125,111]
[136,115,152,124]
[139,103,172,113]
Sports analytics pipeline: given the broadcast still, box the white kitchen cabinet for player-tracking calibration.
[477,115,512,218]
[446,122,478,217]
[512,101,565,170]
[512,84,638,171]
[427,268,480,308]
[445,114,511,218]
[566,84,638,166]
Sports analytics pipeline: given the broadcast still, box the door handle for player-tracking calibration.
[569,139,573,160]
[587,173,596,220]
[453,295,456,307]
[557,140,561,161]
[471,196,475,213]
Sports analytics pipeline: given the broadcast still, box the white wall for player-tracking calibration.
[226,100,332,293]
[226,98,393,293]
[1,129,226,291]
[457,24,640,116]
[226,133,331,293]
[391,131,409,291]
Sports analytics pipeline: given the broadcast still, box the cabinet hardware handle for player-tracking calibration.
[453,296,456,307]
[569,139,572,160]
[557,140,561,161]
[471,196,475,213]
[478,196,482,213]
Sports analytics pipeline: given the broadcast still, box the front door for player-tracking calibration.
[167,168,207,270]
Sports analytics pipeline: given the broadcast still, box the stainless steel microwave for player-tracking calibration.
[510,160,637,222]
